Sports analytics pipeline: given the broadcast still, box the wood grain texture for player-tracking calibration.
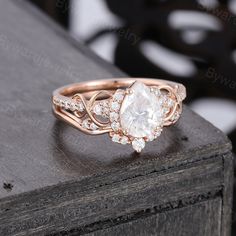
[222,153,234,236]
[0,157,224,235]
[85,199,222,236]
[0,0,233,235]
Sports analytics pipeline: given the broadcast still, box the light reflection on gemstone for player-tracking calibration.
[132,138,145,153]
[120,81,164,138]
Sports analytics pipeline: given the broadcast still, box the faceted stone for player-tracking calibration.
[54,99,60,106]
[59,100,65,108]
[112,134,120,143]
[93,104,102,115]
[76,102,84,112]
[82,119,90,129]
[114,92,124,102]
[146,133,155,142]
[70,103,76,111]
[111,102,120,111]
[64,101,70,110]
[90,123,98,130]
[132,138,145,152]
[111,122,120,131]
[120,136,129,145]
[120,81,163,138]
[110,112,119,122]
[154,88,162,97]
[166,97,174,108]
[154,129,162,137]
[171,112,180,122]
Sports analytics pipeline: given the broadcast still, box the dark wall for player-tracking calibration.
[28,0,70,28]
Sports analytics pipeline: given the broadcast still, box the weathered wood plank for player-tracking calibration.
[222,153,234,236]
[86,199,222,236]
[0,157,223,235]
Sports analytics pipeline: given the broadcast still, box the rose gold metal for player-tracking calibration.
[52,78,186,137]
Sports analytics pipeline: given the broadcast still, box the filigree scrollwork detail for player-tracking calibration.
[52,79,186,152]
[70,91,113,134]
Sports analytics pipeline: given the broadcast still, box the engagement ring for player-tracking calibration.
[52,78,186,152]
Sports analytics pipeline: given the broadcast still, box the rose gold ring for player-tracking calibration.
[52,78,186,152]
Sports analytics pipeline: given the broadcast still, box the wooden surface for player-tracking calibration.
[0,0,233,235]
[86,199,222,236]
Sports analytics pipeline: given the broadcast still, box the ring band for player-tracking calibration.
[52,78,186,152]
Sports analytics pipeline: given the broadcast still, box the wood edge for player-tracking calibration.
[221,153,234,236]
[0,156,225,235]
[51,191,223,236]
[0,150,231,205]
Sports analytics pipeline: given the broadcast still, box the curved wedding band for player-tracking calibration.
[52,78,186,152]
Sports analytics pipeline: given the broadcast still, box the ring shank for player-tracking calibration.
[53,78,186,101]
[52,78,186,136]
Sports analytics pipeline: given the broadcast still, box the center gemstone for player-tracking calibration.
[120,81,163,138]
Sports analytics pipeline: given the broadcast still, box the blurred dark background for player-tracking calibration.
[28,0,236,233]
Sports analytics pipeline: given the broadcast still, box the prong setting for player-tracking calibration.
[53,79,185,153]
[108,81,181,152]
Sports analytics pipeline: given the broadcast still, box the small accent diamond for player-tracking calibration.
[70,103,76,111]
[147,134,155,142]
[120,136,129,145]
[76,102,84,112]
[93,101,110,118]
[64,101,70,110]
[59,100,65,108]
[132,138,145,153]
[101,101,110,117]
[54,99,60,106]
[110,112,119,122]
[166,98,174,108]
[171,112,180,122]
[154,129,162,138]
[114,92,124,102]
[111,122,120,131]
[82,119,90,129]
[90,123,98,130]
[112,134,120,143]
[111,102,120,111]
[100,100,109,106]
[163,107,170,114]
[155,89,162,97]
[159,97,167,106]
[93,104,102,115]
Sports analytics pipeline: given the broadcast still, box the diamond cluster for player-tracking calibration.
[93,100,110,118]
[109,89,125,133]
[53,97,84,112]
[109,81,178,152]
[109,90,131,146]
[80,100,111,132]
[80,100,110,132]
[82,118,99,131]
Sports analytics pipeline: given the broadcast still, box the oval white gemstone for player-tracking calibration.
[120,81,163,138]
